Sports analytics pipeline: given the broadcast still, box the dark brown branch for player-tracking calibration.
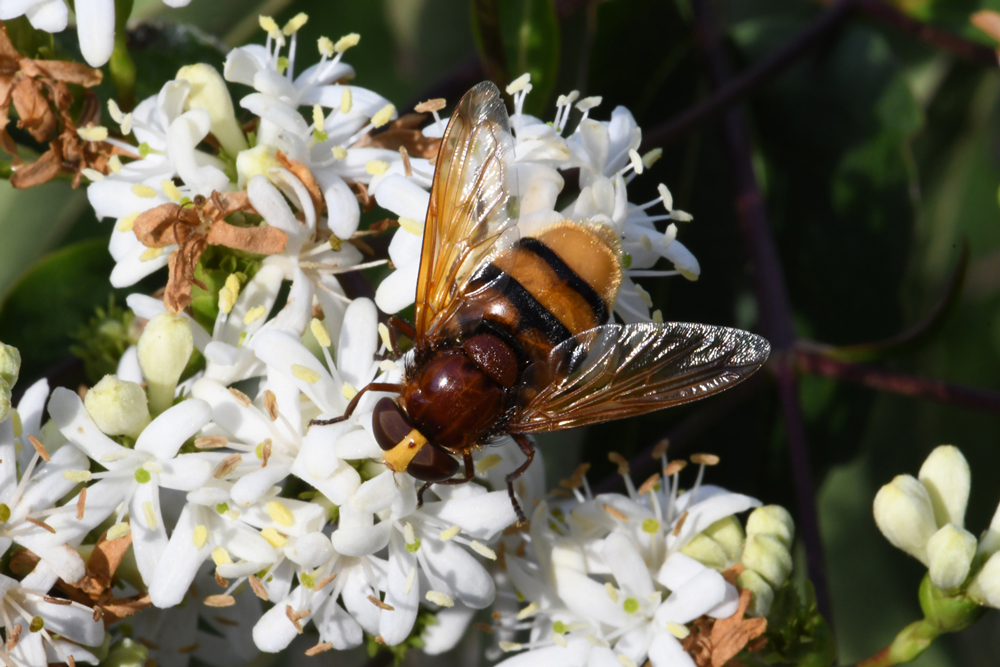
[796,349,1000,413]
[643,0,998,150]
[691,0,833,624]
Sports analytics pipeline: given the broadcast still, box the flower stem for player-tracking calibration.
[109,33,136,111]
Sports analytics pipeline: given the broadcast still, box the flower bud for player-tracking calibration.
[84,375,151,439]
[926,524,976,590]
[741,533,793,588]
[0,341,20,386]
[0,377,10,422]
[236,145,282,189]
[138,313,193,415]
[736,568,774,617]
[102,638,149,667]
[968,550,1000,608]
[918,445,970,528]
[176,64,248,158]
[680,533,729,570]
[702,515,745,563]
[873,474,937,564]
[978,503,1000,557]
[746,505,795,548]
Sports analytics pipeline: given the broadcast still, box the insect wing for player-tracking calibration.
[414,81,520,344]
[511,322,770,432]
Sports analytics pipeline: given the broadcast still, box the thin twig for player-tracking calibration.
[796,350,1000,412]
[691,0,833,625]
[643,0,998,150]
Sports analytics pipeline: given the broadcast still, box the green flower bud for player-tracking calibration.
[236,144,282,189]
[926,524,976,590]
[84,375,151,438]
[873,474,937,565]
[176,64,248,158]
[736,569,774,617]
[703,515,745,563]
[0,341,21,386]
[0,376,10,422]
[745,505,795,548]
[918,445,970,529]
[680,533,729,570]
[968,550,1000,608]
[918,574,982,632]
[742,534,793,589]
[138,313,193,415]
[977,503,1000,557]
[103,638,149,667]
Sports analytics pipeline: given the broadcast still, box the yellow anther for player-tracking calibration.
[371,104,395,128]
[117,213,139,233]
[261,527,287,548]
[331,146,348,160]
[291,364,321,384]
[475,454,502,474]
[243,305,267,325]
[334,33,360,52]
[161,179,182,203]
[340,88,352,114]
[212,546,232,565]
[439,525,461,541]
[131,184,157,199]
[259,15,280,37]
[312,104,325,130]
[192,525,208,549]
[143,501,158,530]
[506,73,531,95]
[219,274,241,314]
[425,591,454,608]
[398,217,423,235]
[377,322,392,349]
[140,247,164,262]
[108,155,123,173]
[266,500,295,527]
[342,383,358,400]
[310,318,331,347]
[318,36,334,58]
[78,126,108,142]
[62,470,93,483]
[108,523,131,540]
[282,12,308,35]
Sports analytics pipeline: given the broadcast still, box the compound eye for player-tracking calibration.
[372,397,413,452]
[407,444,460,482]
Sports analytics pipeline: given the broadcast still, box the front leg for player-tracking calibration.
[308,382,403,427]
[507,434,536,526]
[416,451,474,507]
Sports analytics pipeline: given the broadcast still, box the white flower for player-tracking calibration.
[0,573,104,666]
[0,381,89,585]
[874,446,979,590]
[44,389,214,587]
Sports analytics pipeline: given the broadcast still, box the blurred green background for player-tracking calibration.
[2,0,1000,664]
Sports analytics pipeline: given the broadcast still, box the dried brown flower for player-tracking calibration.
[0,24,122,189]
[132,190,288,313]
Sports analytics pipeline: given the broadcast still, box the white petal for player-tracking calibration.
[371,174,429,220]
[75,0,115,67]
[19,591,104,646]
[648,633,696,667]
[157,454,214,491]
[284,531,333,569]
[654,568,727,626]
[422,537,495,609]
[421,602,475,655]
[135,398,211,459]
[315,173,360,238]
[419,490,518,540]
[253,585,313,652]
[375,262,420,314]
[148,503,211,607]
[314,600,363,649]
[379,532,420,645]
[47,388,135,468]
[602,531,654,596]
[231,464,292,507]
[25,0,67,32]
[130,482,168,585]
[555,566,628,626]
[337,298,378,389]
[240,497,326,537]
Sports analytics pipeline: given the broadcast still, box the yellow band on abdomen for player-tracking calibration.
[383,428,429,473]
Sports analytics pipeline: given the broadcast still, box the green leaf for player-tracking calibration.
[0,238,151,385]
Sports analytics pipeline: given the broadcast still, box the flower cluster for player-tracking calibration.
[875,445,1000,605]
[0,14,769,667]
[488,450,792,667]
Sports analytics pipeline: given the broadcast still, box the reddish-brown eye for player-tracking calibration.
[373,397,413,452]
[407,444,461,482]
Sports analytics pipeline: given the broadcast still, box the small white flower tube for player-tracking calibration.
[84,375,151,439]
[176,63,249,157]
[138,313,194,415]
[918,445,971,529]
[741,534,792,589]
[745,505,795,548]
[968,550,1000,608]
[926,524,976,590]
[736,568,775,617]
[873,474,938,565]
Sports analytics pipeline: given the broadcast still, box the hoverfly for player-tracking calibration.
[312,81,770,523]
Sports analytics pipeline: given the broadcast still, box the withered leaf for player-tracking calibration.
[708,589,767,667]
[11,77,56,141]
[354,113,441,159]
[277,150,324,216]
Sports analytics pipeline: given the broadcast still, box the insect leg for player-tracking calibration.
[308,382,404,427]
[507,434,536,525]
[437,451,475,486]
[417,482,432,508]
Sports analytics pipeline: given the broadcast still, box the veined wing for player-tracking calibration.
[511,322,770,432]
[413,81,520,344]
